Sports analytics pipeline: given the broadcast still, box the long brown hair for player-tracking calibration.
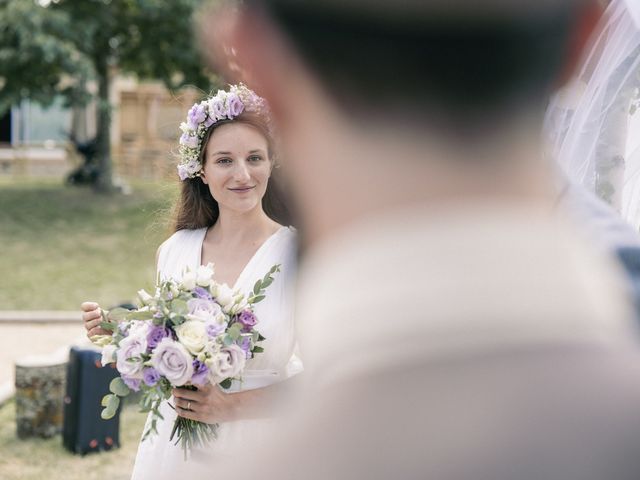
[171,113,292,232]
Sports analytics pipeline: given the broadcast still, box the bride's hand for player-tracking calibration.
[173,384,237,424]
[81,301,112,339]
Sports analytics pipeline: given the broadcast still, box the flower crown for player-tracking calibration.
[177,84,271,181]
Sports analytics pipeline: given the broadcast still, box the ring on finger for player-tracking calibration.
[187,401,192,411]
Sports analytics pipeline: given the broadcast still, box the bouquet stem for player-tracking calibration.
[169,415,219,460]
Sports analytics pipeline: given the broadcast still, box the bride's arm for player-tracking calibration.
[172,374,304,423]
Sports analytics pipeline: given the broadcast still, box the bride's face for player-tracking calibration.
[201,122,272,215]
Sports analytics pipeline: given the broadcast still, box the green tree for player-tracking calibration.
[0,0,215,192]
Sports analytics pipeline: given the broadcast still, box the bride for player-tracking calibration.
[81,84,301,478]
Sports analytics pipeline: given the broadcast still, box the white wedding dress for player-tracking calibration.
[130,225,301,479]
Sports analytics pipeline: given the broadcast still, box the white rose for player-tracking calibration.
[213,283,235,313]
[196,263,215,287]
[101,344,117,366]
[127,320,150,341]
[151,337,194,387]
[175,320,209,356]
[181,270,197,290]
[116,335,147,378]
[207,344,246,383]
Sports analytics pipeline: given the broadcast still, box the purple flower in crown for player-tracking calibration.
[180,132,199,149]
[191,359,209,385]
[177,164,190,181]
[208,97,227,121]
[147,325,171,350]
[227,93,244,118]
[193,286,212,300]
[123,376,142,392]
[187,103,207,129]
[142,367,160,387]
[238,310,257,330]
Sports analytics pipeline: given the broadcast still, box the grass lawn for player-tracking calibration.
[0,177,179,310]
[0,400,147,480]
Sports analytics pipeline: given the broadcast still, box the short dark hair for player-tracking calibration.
[255,1,581,129]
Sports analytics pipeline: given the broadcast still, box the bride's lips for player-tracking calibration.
[228,186,256,193]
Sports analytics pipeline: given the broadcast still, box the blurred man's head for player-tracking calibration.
[204,0,601,244]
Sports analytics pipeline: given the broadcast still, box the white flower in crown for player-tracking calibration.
[176,84,270,181]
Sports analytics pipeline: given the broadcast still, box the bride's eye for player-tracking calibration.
[248,155,263,162]
[216,158,232,165]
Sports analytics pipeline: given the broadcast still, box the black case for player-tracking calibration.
[62,347,121,454]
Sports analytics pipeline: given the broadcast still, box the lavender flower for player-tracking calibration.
[193,286,212,300]
[238,310,257,329]
[142,367,160,387]
[147,325,171,350]
[191,360,209,385]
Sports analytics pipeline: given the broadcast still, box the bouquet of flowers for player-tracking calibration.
[91,262,280,457]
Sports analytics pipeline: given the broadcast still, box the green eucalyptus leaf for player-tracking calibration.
[101,394,112,407]
[107,307,131,322]
[101,407,116,420]
[219,378,232,389]
[172,299,189,315]
[108,393,121,411]
[129,310,154,321]
[109,377,131,397]
[252,346,264,353]
[251,295,265,304]
[253,280,261,295]
[100,321,116,332]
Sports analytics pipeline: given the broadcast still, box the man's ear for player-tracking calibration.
[555,0,604,87]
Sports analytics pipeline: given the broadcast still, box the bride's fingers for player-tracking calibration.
[176,407,200,422]
[85,318,102,331]
[173,387,206,402]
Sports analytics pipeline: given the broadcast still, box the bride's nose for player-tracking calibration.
[233,160,251,182]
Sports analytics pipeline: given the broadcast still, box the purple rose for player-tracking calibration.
[193,286,212,300]
[187,103,207,129]
[142,367,160,387]
[206,321,226,338]
[226,93,244,118]
[116,335,146,377]
[208,97,226,120]
[191,360,209,385]
[187,297,222,323]
[147,325,171,350]
[123,376,142,392]
[151,337,194,386]
[238,310,257,330]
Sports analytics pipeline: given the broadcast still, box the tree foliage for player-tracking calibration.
[0,0,216,191]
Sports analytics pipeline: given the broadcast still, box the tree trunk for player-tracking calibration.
[94,55,114,193]
[15,357,67,439]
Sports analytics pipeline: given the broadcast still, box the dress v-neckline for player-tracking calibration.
[197,226,286,290]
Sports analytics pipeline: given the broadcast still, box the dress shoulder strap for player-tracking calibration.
[157,228,207,282]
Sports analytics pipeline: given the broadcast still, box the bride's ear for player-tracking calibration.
[200,172,208,185]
